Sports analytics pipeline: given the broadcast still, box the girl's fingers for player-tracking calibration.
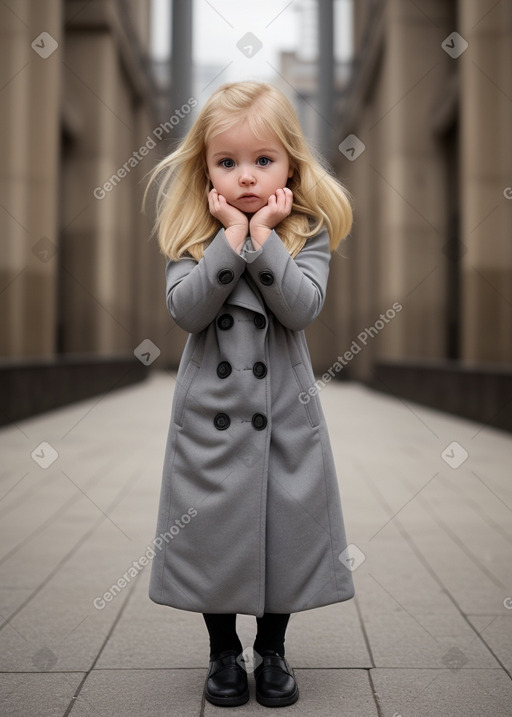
[276,188,292,208]
[283,188,293,213]
[275,190,288,208]
[209,189,232,218]
[208,190,221,215]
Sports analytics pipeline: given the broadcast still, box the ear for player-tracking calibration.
[287,168,294,179]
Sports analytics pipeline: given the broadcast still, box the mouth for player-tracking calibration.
[238,194,260,201]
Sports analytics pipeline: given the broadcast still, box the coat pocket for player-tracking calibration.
[292,361,320,428]
[173,360,200,427]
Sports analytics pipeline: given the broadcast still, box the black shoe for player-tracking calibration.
[254,650,299,707]
[204,649,250,707]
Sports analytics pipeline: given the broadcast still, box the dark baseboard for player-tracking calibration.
[0,355,148,427]
[371,360,512,433]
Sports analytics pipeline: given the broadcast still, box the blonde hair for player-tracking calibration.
[144,81,352,261]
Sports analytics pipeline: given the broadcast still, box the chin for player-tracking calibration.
[235,203,265,214]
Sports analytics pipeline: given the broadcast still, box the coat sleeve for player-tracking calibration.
[165,228,247,333]
[244,228,332,331]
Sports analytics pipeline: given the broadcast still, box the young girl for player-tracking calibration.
[145,81,355,708]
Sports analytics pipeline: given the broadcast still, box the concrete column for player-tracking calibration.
[171,0,193,136]
[127,0,152,53]
[459,0,512,362]
[318,0,335,160]
[368,0,451,366]
[334,0,453,380]
[132,104,170,353]
[61,32,136,355]
[0,0,61,357]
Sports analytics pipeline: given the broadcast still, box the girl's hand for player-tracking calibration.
[208,188,249,254]
[249,188,293,248]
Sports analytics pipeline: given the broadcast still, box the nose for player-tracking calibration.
[238,165,255,186]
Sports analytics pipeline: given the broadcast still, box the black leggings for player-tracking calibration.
[203,612,291,658]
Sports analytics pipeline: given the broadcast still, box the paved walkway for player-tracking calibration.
[1,371,511,716]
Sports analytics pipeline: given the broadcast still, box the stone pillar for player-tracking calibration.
[333,0,454,380]
[61,31,136,355]
[171,0,193,136]
[459,0,512,362]
[318,0,335,160]
[132,103,170,354]
[374,0,451,365]
[0,0,62,357]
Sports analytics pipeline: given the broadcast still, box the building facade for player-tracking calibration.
[1,0,169,362]
[0,0,179,422]
[2,0,511,429]
[328,0,512,428]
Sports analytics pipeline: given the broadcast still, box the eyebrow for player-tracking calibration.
[210,148,280,158]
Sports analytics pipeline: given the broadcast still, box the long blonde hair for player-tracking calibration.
[144,81,352,261]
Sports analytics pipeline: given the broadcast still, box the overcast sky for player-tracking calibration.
[151,0,353,83]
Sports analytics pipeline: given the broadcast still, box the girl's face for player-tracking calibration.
[206,120,293,215]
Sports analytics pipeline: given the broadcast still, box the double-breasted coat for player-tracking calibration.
[148,226,355,617]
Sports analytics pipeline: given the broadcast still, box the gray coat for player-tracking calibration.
[148,227,355,616]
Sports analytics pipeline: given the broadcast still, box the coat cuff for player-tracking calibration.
[240,236,264,263]
[244,229,330,331]
[203,228,248,275]
[245,229,290,272]
[165,228,248,333]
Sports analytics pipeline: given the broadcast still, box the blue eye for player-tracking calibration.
[219,158,235,168]
[257,157,272,166]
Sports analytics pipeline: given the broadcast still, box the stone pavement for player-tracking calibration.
[1,371,511,716]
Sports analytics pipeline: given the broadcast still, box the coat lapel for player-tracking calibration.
[225,271,266,314]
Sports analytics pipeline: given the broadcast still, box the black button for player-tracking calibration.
[217,314,234,330]
[258,270,274,286]
[217,361,232,379]
[214,412,230,430]
[252,413,267,430]
[254,314,266,330]
[253,361,267,379]
[218,269,234,284]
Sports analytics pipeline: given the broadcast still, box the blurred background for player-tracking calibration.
[1,0,511,431]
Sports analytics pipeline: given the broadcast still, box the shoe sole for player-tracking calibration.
[256,685,299,707]
[204,688,250,707]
